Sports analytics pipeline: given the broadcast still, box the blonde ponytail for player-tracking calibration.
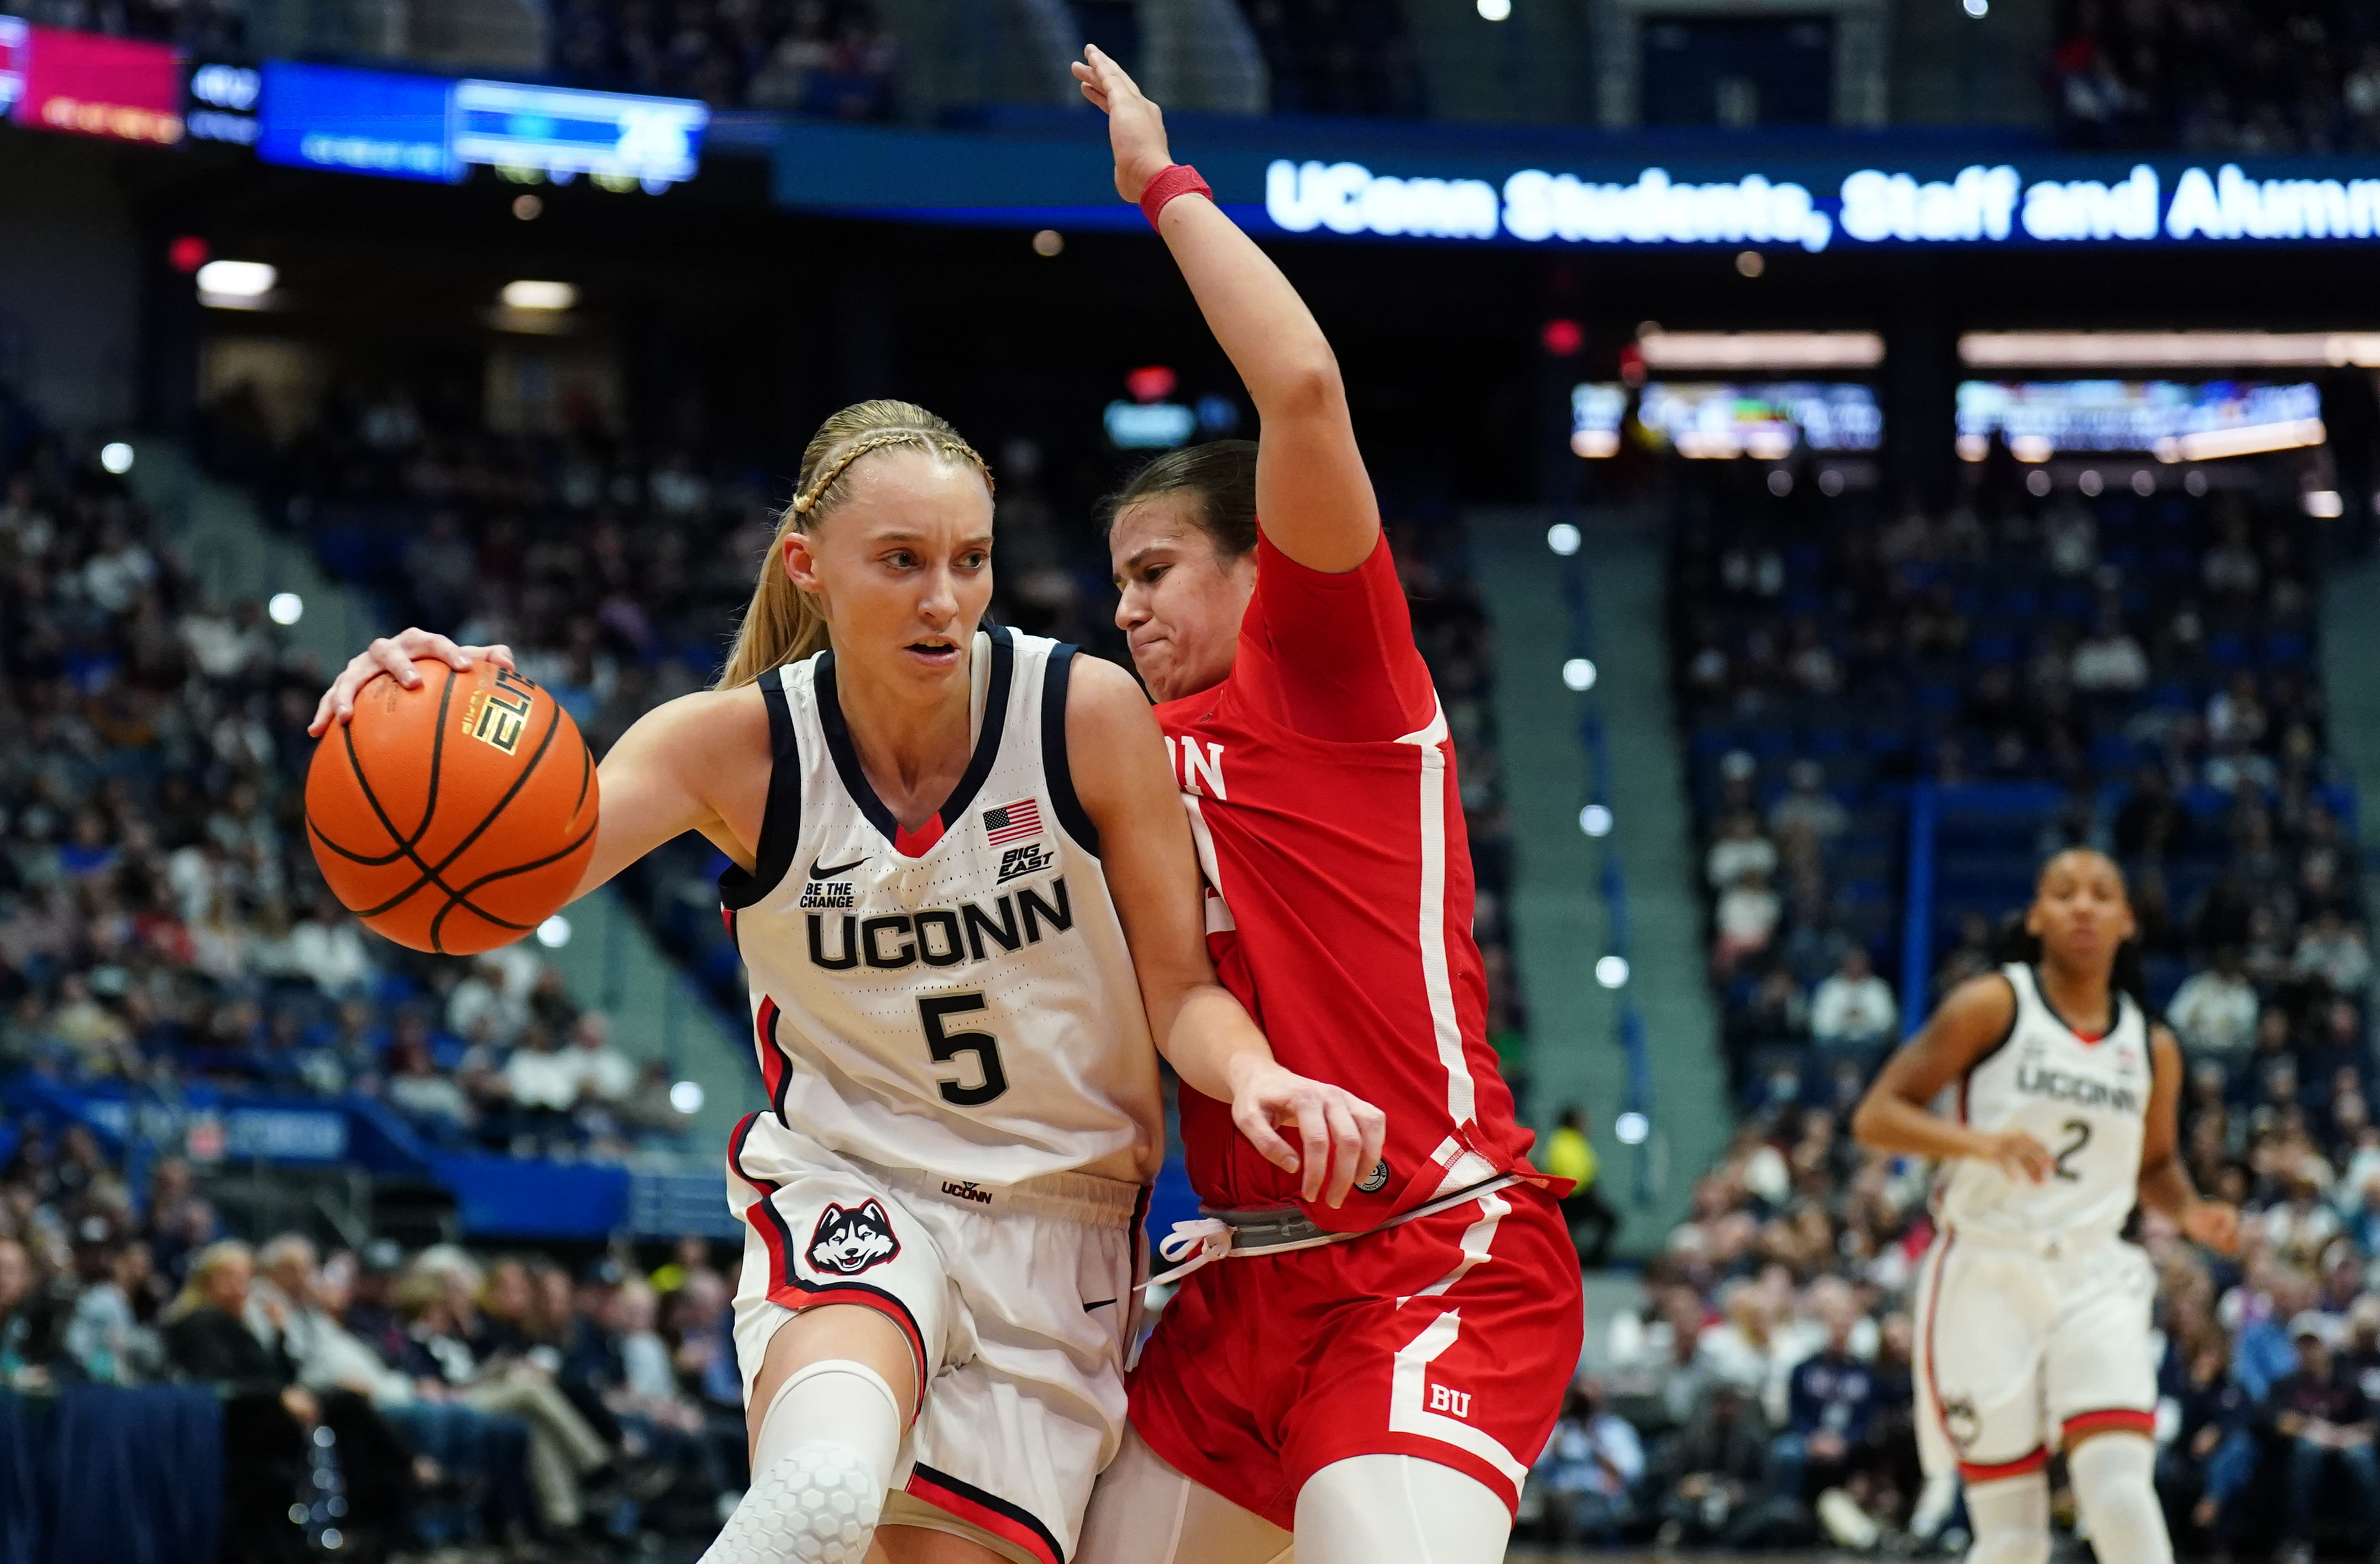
[718,399,994,689]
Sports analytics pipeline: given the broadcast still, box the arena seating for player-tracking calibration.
[547,0,901,117]
[2049,0,2380,151]
[1525,449,2377,1550]
[36,0,2374,139]
[1237,0,1428,117]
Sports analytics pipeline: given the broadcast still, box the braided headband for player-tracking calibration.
[788,427,994,517]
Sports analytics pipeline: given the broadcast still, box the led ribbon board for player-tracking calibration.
[0,18,25,112]
[12,25,180,143]
[449,80,706,185]
[257,61,458,182]
[1270,159,2380,249]
[186,60,259,145]
[772,114,2380,249]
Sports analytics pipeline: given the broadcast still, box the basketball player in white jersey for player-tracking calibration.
[1854,848,2238,1564]
[308,400,1385,1564]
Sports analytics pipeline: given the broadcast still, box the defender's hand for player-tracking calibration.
[308,628,516,736]
[1976,1128,2055,1185]
[1225,1058,1388,1207]
[2182,1198,2241,1254]
[1072,45,1174,203]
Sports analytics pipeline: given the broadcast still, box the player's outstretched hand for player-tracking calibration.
[2182,1198,2241,1254]
[1978,1128,2054,1184]
[1225,1059,1388,1208]
[308,628,517,736]
[1072,45,1173,204]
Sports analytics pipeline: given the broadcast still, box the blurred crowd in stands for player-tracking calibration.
[0,385,693,1158]
[2051,0,2380,151]
[11,0,245,52]
[1550,451,2380,1554]
[28,0,2380,147]
[549,0,900,118]
[1674,457,2345,1110]
[0,1123,745,1556]
[1240,0,1426,117]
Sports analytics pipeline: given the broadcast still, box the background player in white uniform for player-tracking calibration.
[1854,849,2238,1564]
[309,400,1384,1564]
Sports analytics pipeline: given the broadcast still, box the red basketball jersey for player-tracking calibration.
[1152,532,1547,1232]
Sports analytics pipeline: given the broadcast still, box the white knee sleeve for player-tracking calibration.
[2067,1434,2173,1564]
[1963,1471,2052,1564]
[702,1361,905,1564]
[1293,1454,1511,1564]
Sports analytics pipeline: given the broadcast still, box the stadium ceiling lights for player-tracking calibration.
[1960,331,2380,368]
[501,279,578,311]
[1635,330,1885,370]
[195,258,275,309]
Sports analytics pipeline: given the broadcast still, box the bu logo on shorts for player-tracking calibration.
[808,1199,901,1275]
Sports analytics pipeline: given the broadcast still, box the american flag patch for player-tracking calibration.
[982,798,1044,845]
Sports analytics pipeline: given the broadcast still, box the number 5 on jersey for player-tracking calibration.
[920,995,1009,1106]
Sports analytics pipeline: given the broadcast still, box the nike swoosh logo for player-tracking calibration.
[1083,1299,1117,1312]
[809,856,868,881]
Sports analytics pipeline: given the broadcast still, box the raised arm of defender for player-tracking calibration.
[1076,46,1381,576]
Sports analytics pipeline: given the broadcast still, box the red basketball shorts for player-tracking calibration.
[1126,1181,1582,1530]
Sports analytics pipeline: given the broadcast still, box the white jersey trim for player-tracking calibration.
[1389,1309,1528,1483]
[1397,702,1474,1130]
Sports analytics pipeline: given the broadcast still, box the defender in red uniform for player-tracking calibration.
[1069,47,1585,1564]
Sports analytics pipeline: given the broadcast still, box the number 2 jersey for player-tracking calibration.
[719,626,1163,1190]
[1152,532,1547,1231]
[1933,961,2151,1247]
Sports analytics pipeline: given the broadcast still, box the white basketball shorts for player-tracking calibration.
[726,1111,1144,1564]
[1912,1228,2159,1483]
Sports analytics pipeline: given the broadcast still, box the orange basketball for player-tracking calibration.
[306,657,599,955]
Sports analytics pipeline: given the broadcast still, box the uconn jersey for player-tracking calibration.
[716,627,1160,1564]
[1935,963,2151,1247]
[1914,964,2161,1482]
[720,626,1162,1189]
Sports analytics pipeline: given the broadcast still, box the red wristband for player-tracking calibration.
[1139,164,1212,230]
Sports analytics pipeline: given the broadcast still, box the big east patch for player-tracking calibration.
[808,1199,900,1275]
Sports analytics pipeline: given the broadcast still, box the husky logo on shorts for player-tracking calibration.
[1941,1395,1981,1450]
[807,1199,900,1275]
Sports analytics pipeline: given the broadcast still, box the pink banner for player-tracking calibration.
[14,24,181,143]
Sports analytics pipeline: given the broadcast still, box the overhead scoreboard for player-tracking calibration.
[256,62,707,187]
[449,79,704,185]
[0,24,710,188]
